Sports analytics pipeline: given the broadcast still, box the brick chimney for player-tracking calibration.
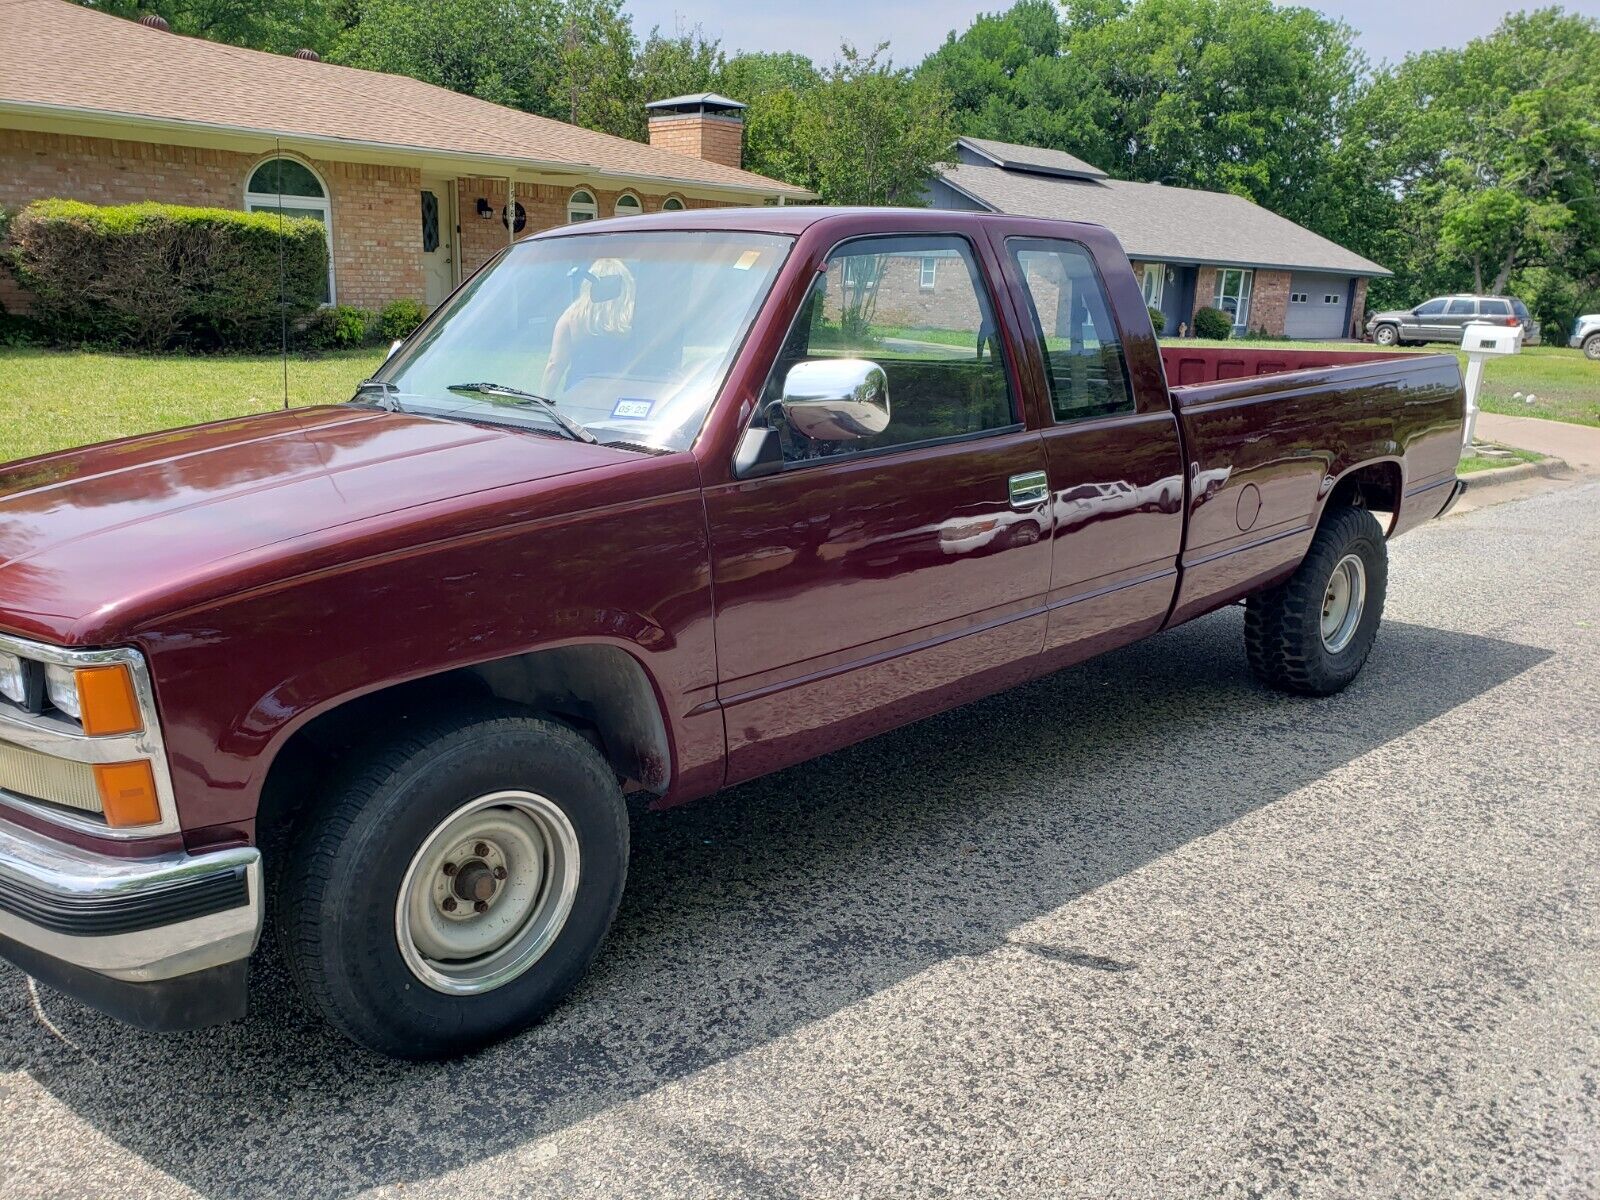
[646,93,746,170]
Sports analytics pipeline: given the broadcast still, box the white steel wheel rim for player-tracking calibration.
[396,791,580,995]
[1320,553,1367,654]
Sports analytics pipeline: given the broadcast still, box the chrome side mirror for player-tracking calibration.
[778,359,890,442]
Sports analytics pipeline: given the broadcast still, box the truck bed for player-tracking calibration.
[1159,345,1466,625]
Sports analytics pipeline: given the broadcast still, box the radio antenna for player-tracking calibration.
[277,136,289,410]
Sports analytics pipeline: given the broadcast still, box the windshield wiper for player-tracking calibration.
[446,382,597,444]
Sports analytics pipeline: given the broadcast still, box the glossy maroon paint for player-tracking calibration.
[0,208,1466,853]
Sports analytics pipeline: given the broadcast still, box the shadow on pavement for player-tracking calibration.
[0,612,1552,1198]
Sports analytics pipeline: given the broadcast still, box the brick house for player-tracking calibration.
[0,0,811,314]
[926,137,1389,340]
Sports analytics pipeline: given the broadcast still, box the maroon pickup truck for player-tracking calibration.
[0,208,1465,1057]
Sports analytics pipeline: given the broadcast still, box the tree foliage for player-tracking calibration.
[73,0,347,55]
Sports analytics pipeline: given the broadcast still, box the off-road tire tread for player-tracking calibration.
[278,704,626,1058]
[1244,505,1387,696]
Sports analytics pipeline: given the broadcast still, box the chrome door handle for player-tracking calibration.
[1008,470,1049,510]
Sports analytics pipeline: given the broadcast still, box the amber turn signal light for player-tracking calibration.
[94,760,163,828]
[76,664,143,736]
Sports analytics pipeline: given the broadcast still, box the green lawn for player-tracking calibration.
[1457,444,1545,474]
[0,347,386,464]
[1168,338,1600,427]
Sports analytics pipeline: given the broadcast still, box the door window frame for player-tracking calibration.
[745,231,1026,473]
[1004,235,1140,428]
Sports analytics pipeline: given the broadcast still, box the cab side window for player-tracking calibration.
[759,235,1015,464]
[1446,299,1477,316]
[1007,239,1135,423]
[1414,299,1448,317]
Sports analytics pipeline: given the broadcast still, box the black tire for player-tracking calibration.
[279,706,628,1059]
[1584,334,1600,362]
[1244,505,1388,696]
[1372,324,1400,347]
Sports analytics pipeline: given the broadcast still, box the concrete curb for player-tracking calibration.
[1452,455,1575,511]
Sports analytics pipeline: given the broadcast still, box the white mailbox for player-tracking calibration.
[1459,320,1523,447]
[1461,321,1523,356]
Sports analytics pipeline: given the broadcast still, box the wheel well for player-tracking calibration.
[1325,461,1401,529]
[256,645,671,849]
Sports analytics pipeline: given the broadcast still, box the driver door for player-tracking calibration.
[702,234,1052,784]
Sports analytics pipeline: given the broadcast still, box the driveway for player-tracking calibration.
[3,483,1598,1199]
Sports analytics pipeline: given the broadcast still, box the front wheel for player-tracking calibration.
[280,707,628,1059]
[1372,324,1400,347]
[1244,505,1388,696]
[1584,334,1600,361]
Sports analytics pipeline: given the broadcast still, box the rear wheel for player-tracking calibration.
[280,706,627,1059]
[1244,505,1388,696]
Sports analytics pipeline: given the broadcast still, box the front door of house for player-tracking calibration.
[420,177,457,309]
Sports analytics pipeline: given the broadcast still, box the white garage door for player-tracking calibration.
[1285,273,1350,340]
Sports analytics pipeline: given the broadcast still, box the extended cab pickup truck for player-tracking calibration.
[0,209,1466,1058]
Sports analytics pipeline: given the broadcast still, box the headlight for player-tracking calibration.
[0,652,28,705]
[44,662,81,720]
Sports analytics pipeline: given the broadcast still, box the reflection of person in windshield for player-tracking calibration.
[540,258,636,395]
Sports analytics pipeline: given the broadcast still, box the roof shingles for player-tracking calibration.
[0,0,808,197]
[939,161,1388,277]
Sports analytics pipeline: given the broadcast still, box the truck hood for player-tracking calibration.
[0,406,629,643]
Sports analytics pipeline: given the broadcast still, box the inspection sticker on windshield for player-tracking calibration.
[734,250,762,271]
[611,398,654,420]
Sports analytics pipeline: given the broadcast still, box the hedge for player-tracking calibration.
[6,199,329,351]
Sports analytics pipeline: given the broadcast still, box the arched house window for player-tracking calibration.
[661,196,686,212]
[614,192,643,218]
[567,189,598,223]
[245,155,334,303]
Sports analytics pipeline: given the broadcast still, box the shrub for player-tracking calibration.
[1193,306,1233,340]
[8,199,328,350]
[377,297,427,341]
[1147,305,1166,335]
[299,304,374,350]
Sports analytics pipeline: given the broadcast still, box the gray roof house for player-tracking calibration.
[928,136,1390,340]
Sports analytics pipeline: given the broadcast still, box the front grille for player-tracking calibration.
[0,739,102,814]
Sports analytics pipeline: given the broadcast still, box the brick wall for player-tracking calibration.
[0,128,421,311]
[646,115,743,170]
[1249,269,1292,337]
[453,177,741,279]
[1191,267,1218,331]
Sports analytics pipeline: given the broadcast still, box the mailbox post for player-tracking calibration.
[1459,321,1522,447]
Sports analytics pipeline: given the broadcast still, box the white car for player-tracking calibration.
[1571,314,1600,361]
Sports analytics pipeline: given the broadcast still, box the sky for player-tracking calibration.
[623,0,1600,69]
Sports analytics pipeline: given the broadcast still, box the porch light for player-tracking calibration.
[475,198,493,219]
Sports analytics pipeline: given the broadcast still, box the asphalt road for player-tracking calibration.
[3,480,1598,1199]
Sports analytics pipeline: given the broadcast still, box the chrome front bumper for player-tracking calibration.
[0,819,261,1028]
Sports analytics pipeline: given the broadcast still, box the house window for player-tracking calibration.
[245,155,333,304]
[661,196,686,212]
[614,193,643,218]
[1140,263,1164,309]
[567,189,598,223]
[1212,268,1254,330]
[919,256,938,290]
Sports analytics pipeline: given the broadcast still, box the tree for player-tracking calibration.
[719,52,822,184]
[922,0,1371,235]
[791,44,954,205]
[71,0,345,54]
[1356,8,1600,325]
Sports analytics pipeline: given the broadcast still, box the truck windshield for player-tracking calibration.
[372,230,793,452]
